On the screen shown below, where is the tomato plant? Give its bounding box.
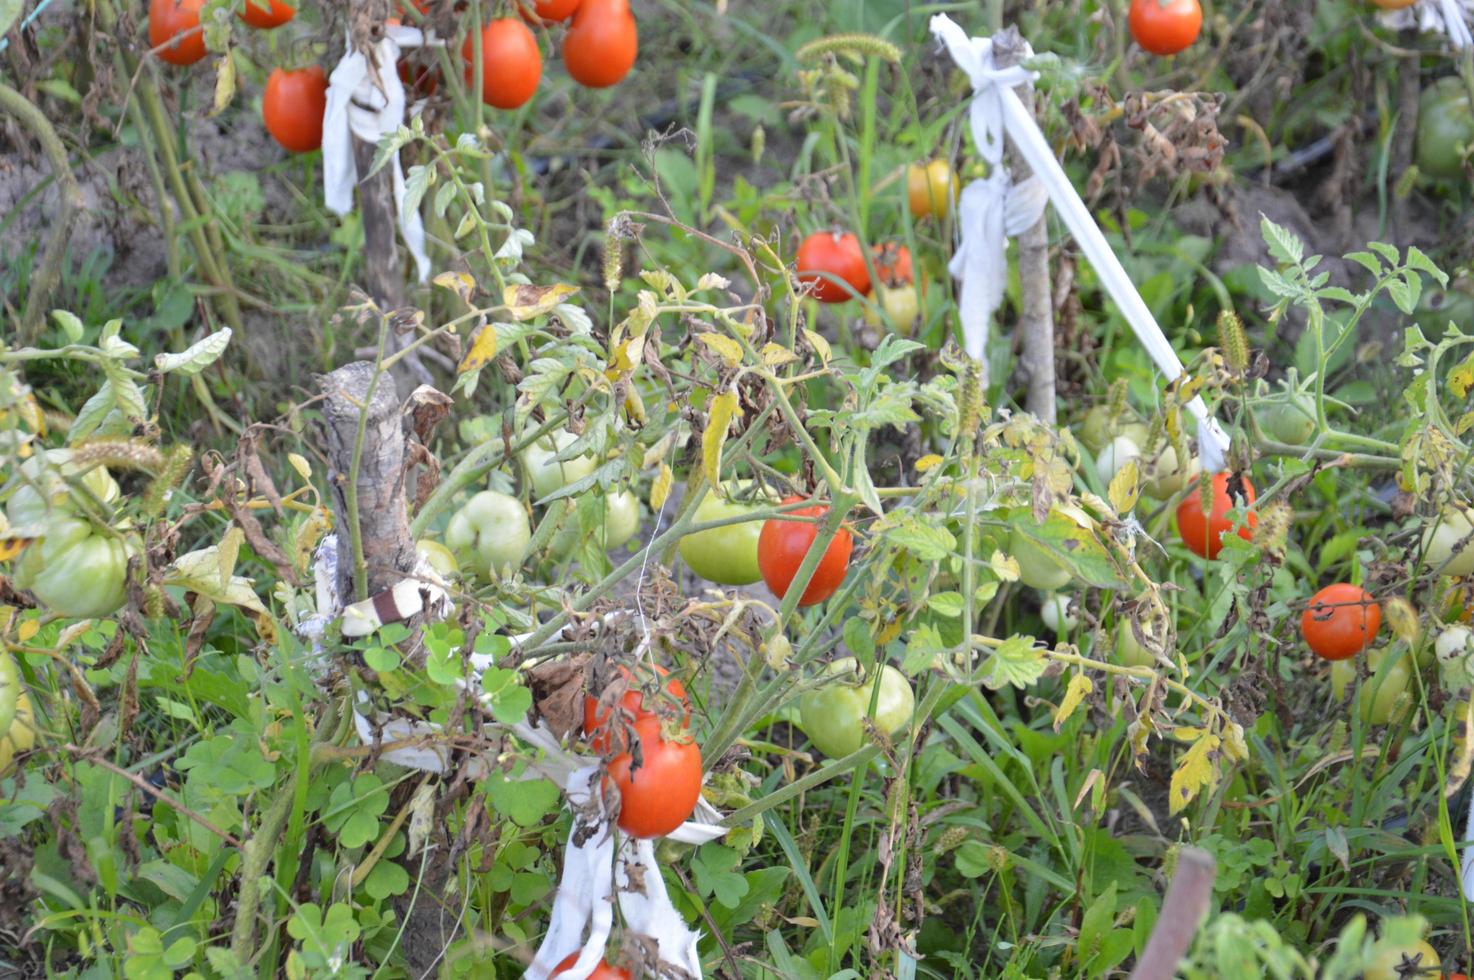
[444,491,532,581]
[906,159,955,220]
[563,0,639,88]
[553,952,631,979]
[1175,472,1257,559]
[757,497,853,606]
[1127,0,1202,56]
[678,488,765,585]
[606,718,702,839]
[798,659,914,758]
[796,231,869,303]
[1302,583,1381,661]
[149,0,207,65]
[263,67,328,154]
[583,663,689,754]
[239,0,295,29]
[463,19,542,109]
[523,430,596,501]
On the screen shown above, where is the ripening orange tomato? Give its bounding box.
[563,0,638,88]
[524,0,583,23]
[1302,583,1381,661]
[906,160,956,220]
[149,0,207,65]
[239,0,295,29]
[1175,472,1257,559]
[262,66,328,153]
[1128,0,1203,56]
[552,952,631,979]
[462,19,542,109]
[796,231,869,303]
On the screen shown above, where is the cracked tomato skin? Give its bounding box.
[583,664,690,754]
[149,0,207,65]
[1128,0,1202,56]
[239,0,295,28]
[606,718,702,839]
[758,497,853,607]
[1175,472,1257,559]
[263,67,328,153]
[796,232,869,303]
[1301,583,1381,661]
[553,952,631,979]
[563,0,638,88]
[463,18,542,109]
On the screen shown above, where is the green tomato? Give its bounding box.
[1116,619,1156,668]
[521,431,596,501]
[1256,393,1316,446]
[444,491,531,581]
[548,489,643,557]
[0,691,36,773]
[1078,406,1147,455]
[1364,937,1440,980]
[415,539,460,579]
[0,652,19,739]
[1423,505,1474,576]
[1094,435,1140,485]
[1142,444,1199,499]
[5,449,120,530]
[1416,76,1474,180]
[798,658,915,758]
[1008,525,1071,591]
[678,486,765,586]
[1039,592,1078,635]
[1331,649,1414,725]
[13,518,134,619]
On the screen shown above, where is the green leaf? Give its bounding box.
[485,773,559,827]
[877,511,957,561]
[156,329,232,376]
[842,617,876,666]
[978,635,1046,690]
[50,309,84,342]
[1260,216,1304,267]
[954,840,992,878]
[479,667,532,725]
[361,859,410,900]
[926,592,964,618]
[321,775,389,850]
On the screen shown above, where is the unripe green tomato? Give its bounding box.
[548,489,643,557]
[1095,436,1141,485]
[0,652,19,739]
[1331,649,1414,725]
[521,430,596,501]
[1008,525,1071,591]
[1040,592,1078,634]
[444,491,531,581]
[5,450,120,529]
[1116,620,1156,668]
[798,658,915,758]
[0,691,36,773]
[1256,393,1316,446]
[1416,76,1474,180]
[678,486,765,586]
[1078,407,1148,456]
[1364,938,1440,980]
[1423,505,1474,576]
[13,518,134,619]
[1143,444,1200,499]
[416,539,460,578]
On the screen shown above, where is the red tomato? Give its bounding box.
[1128,0,1202,56]
[872,242,913,288]
[1302,584,1381,661]
[758,497,854,607]
[553,952,631,979]
[149,0,207,66]
[1175,472,1257,559]
[563,0,638,88]
[462,19,542,109]
[583,664,690,755]
[525,0,583,23]
[239,0,295,28]
[398,58,439,98]
[262,66,328,154]
[796,232,870,304]
[606,719,702,839]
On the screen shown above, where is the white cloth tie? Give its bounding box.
[323,27,432,282]
[931,14,1230,472]
[1378,0,1474,48]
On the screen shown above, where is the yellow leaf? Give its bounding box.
[623,386,647,426]
[610,334,646,376]
[803,329,831,365]
[650,463,673,513]
[702,390,742,490]
[915,454,943,473]
[989,549,1020,583]
[433,271,476,305]
[19,393,44,435]
[503,283,579,321]
[1222,721,1249,763]
[210,49,236,117]
[17,618,40,643]
[761,343,798,368]
[1053,673,1093,731]
[287,453,312,481]
[459,325,498,374]
[57,621,93,651]
[697,333,744,367]
[0,538,26,562]
[1450,351,1474,399]
[1384,597,1420,644]
[217,527,244,590]
[1168,731,1220,815]
[1108,459,1140,514]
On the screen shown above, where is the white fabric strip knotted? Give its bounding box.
[930,14,1230,472]
[323,26,432,282]
[1378,0,1474,49]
